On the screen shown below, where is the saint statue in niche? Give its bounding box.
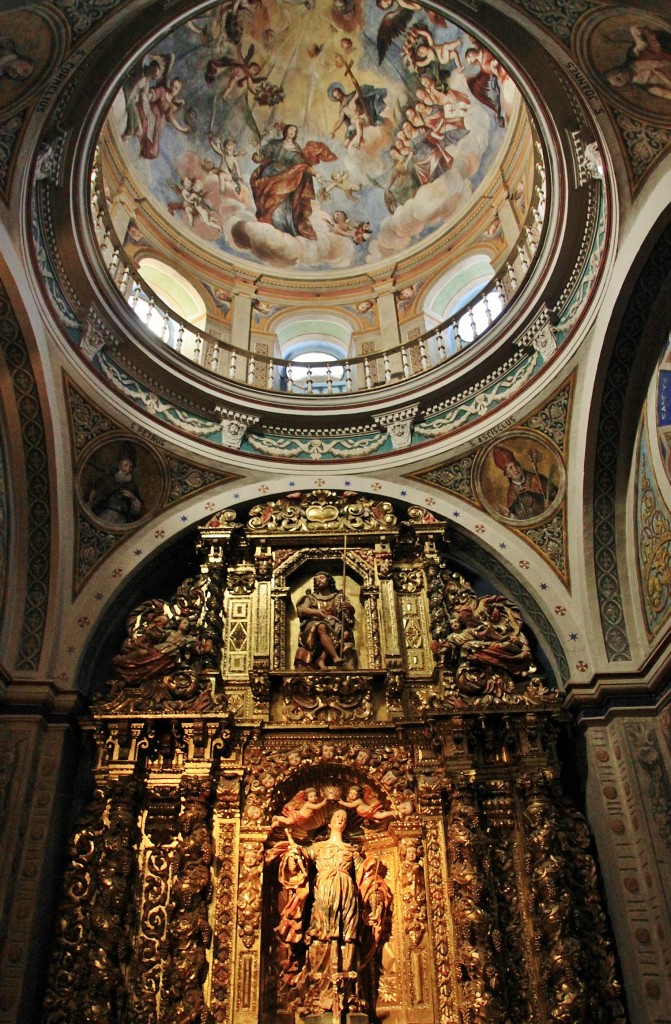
[266,807,391,1022]
[294,572,358,670]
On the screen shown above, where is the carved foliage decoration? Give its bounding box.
[398,835,427,949]
[423,817,455,1022]
[210,809,238,1024]
[520,773,626,1024]
[43,780,141,1023]
[161,781,214,1024]
[282,673,374,723]
[237,840,264,950]
[480,781,531,1023]
[447,786,507,1022]
[247,490,398,534]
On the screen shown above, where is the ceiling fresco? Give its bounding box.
[108,0,520,275]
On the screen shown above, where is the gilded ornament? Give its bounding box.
[41,492,623,1024]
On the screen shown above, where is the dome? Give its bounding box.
[84,0,563,433]
[100,0,531,280]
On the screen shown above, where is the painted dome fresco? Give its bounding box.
[104,0,523,275]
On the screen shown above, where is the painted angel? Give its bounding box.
[375,0,447,65]
[328,210,355,237]
[464,44,507,126]
[317,169,362,201]
[121,52,165,141]
[134,54,192,160]
[271,788,329,828]
[403,25,463,74]
[205,44,266,102]
[167,178,220,229]
[207,134,244,194]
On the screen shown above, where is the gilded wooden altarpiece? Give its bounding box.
[43,491,626,1024]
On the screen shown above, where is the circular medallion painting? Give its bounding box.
[76,435,169,533]
[580,8,671,124]
[473,431,565,527]
[107,0,520,274]
[0,8,66,119]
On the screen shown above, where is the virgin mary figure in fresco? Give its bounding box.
[250,123,337,239]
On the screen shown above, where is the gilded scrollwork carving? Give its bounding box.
[162,782,214,1024]
[130,789,180,1022]
[43,780,140,1024]
[176,568,225,670]
[447,785,506,1024]
[392,566,424,593]
[42,493,625,1024]
[210,814,237,1024]
[423,818,455,1023]
[398,835,428,948]
[237,840,264,949]
[480,781,532,1023]
[520,773,625,1024]
[282,673,373,722]
[247,489,397,534]
[227,563,256,595]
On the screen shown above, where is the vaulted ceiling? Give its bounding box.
[1,0,671,710]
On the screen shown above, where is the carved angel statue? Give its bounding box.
[431,574,538,698]
[266,809,391,1021]
[110,605,212,687]
[271,787,329,828]
[339,784,396,822]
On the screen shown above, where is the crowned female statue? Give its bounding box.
[266,808,391,1022]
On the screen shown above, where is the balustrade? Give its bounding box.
[90,157,545,398]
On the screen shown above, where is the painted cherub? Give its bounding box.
[329,209,355,237]
[339,784,396,822]
[317,169,362,201]
[271,788,328,828]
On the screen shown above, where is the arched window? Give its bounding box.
[129,258,207,349]
[276,313,352,393]
[424,255,503,353]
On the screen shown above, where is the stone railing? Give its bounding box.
[90,162,545,398]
